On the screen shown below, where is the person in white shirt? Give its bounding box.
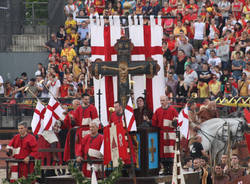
[208,50,222,74]
[0,75,4,97]
[64,0,79,19]
[47,74,61,98]
[193,16,206,50]
[184,65,198,96]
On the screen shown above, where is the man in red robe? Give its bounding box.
[63,99,80,161]
[152,96,178,175]
[6,121,38,182]
[76,120,103,178]
[65,94,98,161]
[109,101,136,164]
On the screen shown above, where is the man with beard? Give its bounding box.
[193,158,212,184]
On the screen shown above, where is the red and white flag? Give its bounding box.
[129,16,164,112]
[91,16,121,125]
[43,96,65,131]
[103,122,130,167]
[91,16,164,124]
[124,97,137,132]
[178,106,189,139]
[31,101,46,135]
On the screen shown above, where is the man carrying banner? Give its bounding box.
[152,95,178,175]
[76,120,103,178]
[6,121,38,182]
[107,101,136,165]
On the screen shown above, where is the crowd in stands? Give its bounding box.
[0,0,249,102]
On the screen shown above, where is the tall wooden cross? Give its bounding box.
[90,36,160,108]
[149,138,156,162]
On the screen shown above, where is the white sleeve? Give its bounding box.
[0,76,3,84]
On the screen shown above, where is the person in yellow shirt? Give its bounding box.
[238,72,250,96]
[173,20,187,37]
[65,13,77,34]
[61,43,76,62]
[197,80,209,98]
[208,75,221,99]
[70,28,78,47]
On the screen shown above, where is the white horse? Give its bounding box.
[197,114,247,162]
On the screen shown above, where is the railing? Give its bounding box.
[0,96,247,128]
[24,1,48,26]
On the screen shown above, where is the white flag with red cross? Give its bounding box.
[91,15,164,125]
[43,96,65,131]
[178,105,189,139]
[128,15,164,112]
[124,97,137,132]
[31,101,46,135]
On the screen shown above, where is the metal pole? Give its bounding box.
[32,2,35,25]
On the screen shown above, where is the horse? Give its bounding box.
[197,110,248,163]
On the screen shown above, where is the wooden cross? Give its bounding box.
[90,36,160,108]
[149,138,156,162]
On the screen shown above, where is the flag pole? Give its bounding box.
[97,74,102,122]
[122,108,137,184]
[24,87,42,104]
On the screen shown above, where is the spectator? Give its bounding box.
[197,79,209,99]
[178,36,194,57]
[57,25,66,46]
[208,74,221,99]
[79,39,91,60]
[232,51,244,81]
[182,157,193,173]
[21,72,29,85]
[190,136,208,159]
[176,50,187,75]
[243,61,250,78]
[217,38,230,70]
[44,33,62,53]
[231,44,244,61]
[190,56,202,72]
[196,48,208,64]
[218,0,231,23]
[199,63,212,83]
[206,42,216,59]
[60,78,69,98]
[224,81,238,98]
[61,43,77,63]
[78,21,89,42]
[238,72,250,97]
[173,20,187,37]
[207,50,221,74]
[94,0,105,15]
[165,72,178,97]
[25,78,39,98]
[65,13,77,35]
[184,64,198,97]
[64,0,78,19]
[193,16,206,50]
[47,74,61,98]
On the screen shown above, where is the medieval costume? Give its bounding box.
[109,112,136,164]
[226,167,246,182]
[64,104,98,161]
[75,133,103,178]
[152,105,178,174]
[7,134,38,182]
[197,107,218,123]
[214,174,230,184]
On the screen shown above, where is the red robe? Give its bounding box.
[152,106,178,158]
[37,132,62,166]
[64,105,98,161]
[75,134,103,178]
[109,112,136,164]
[7,134,38,182]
